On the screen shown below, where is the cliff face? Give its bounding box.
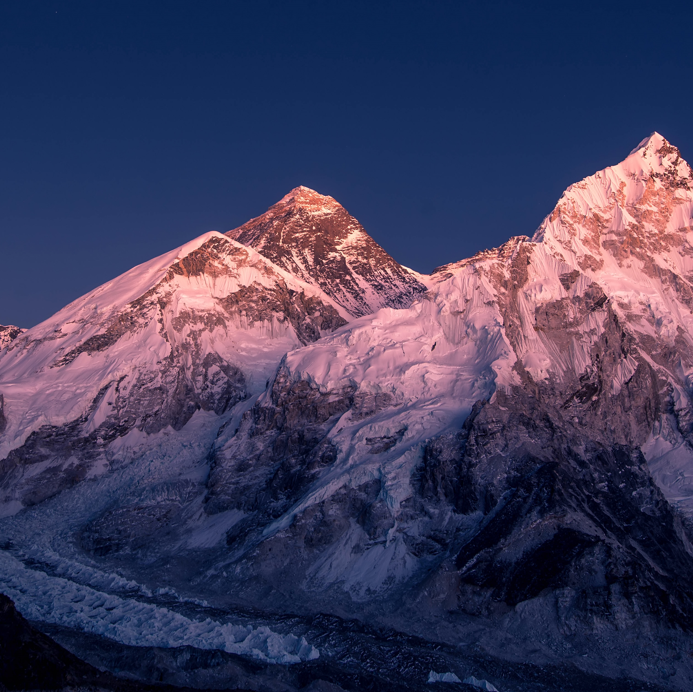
[0,325,24,351]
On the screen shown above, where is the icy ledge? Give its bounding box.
[0,550,318,664]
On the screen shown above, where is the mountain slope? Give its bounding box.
[528,132,693,514]
[0,231,346,510]
[227,186,427,317]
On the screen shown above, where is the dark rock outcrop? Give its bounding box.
[0,325,23,350]
[206,364,357,521]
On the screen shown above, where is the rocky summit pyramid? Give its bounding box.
[227,186,427,317]
[3,136,693,691]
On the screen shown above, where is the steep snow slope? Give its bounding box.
[227,186,427,317]
[0,231,346,510]
[528,132,693,512]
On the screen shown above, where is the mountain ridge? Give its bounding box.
[3,136,693,690]
[0,231,347,499]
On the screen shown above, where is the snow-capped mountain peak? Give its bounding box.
[227,187,427,316]
[630,130,689,165]
[0,230,347,470]
[273,185,342,215]
[620,131,692,190]
[533,132,693,272]
[6,136,693,690]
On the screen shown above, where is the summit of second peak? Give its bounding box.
[629,131,682,161]
[624,132,692,183]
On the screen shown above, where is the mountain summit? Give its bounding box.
[533,130,693,269]
[269,185,343,213]
[227,186,427,317]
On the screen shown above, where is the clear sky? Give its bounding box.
[3,0,693,327]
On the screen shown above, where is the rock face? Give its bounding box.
[227,186,427,317]
[4,135,693,691]
[0,325,24,350]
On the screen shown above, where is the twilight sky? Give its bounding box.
[2,0,693,327]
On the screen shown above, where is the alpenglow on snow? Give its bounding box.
[3,133,693,691]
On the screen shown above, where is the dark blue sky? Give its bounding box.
[3,0,693,327]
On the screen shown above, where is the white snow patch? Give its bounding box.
[463,676,500,691]
[643,415,693,517]
[428,670,462,683]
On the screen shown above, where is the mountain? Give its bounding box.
[203,134,693,686]
[530,132,693,515]
[227,186,428,317]
[0,325,24,350]
[2,138,693,691]
[0,231,346,509]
